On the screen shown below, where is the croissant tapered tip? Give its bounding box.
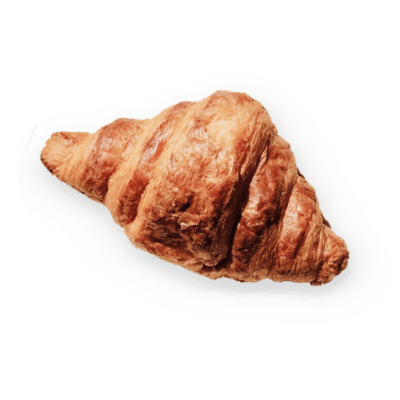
[310,226,349,286]
[41,131,89,174]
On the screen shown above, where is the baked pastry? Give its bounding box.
[41,90,349,285]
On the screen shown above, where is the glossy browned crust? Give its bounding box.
[41,90,349,285]
[113,102,193,225]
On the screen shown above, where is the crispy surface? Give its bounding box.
[41,90,349,285]
[106,102,193,226]
[126,91,275,269]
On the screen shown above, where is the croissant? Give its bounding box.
[41,90,349,285]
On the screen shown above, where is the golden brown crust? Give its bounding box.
[82,118,140,202]
[44,119,143,202]
[41,131,89,173]
[270,177,321,282]
[40,90,349,285]
[117,102,193,225]
[311,226,349,285]
[126,91,276,270]
[227,135,298,282]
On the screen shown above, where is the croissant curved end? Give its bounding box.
[41,131,89,173]
[311,226,349,286]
